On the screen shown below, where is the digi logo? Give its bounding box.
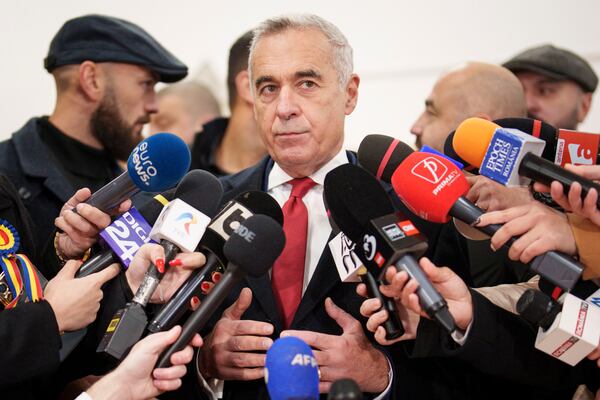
[411,157,448,184]
[176,213,198,234]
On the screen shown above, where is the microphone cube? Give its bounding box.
[149,198,211,253]
[535,293,600,366]
[480,128,546,186]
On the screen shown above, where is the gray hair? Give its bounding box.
[248,14,354,89]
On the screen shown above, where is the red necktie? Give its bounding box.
[271,177,317,328]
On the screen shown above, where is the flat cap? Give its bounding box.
[503,44,597,93]
[44,14,187,83]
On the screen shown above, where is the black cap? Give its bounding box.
[44,14,188,83]
[503,44,598,93]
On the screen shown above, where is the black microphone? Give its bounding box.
[147,191,283,333]
[96,170,223,360]
[324,195,405,340]
[76,193,173,278]
[155,214,285,368]
[358,134,584,291]
[84,133,190,212]
[519,152,600,208]
[324,164,456,334]
[328,378,363,400]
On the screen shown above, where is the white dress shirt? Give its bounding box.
[266,148,350,292]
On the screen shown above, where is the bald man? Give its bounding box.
[149,81,221,145]
[411,62,526,151]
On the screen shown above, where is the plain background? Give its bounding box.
[1,0,599,150]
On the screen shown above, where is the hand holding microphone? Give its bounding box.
[534,164,600,227]
[476,202,577,264]
[55,188,132,260]
[379,258,474,333]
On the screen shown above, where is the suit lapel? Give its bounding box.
[220,158,284,330]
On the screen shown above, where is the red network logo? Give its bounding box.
[411,157,448,184]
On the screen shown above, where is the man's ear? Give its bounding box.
[344,74,360,115]
[577,92,593,123]
[78,61,104,102]
[235,70,254,106]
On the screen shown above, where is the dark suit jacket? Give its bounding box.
[189,156,474,400]
[406,290,599,398]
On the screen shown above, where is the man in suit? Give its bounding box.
[196,14,392,399]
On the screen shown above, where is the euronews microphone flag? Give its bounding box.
[86,132,190,212]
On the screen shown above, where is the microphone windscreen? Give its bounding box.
[324,164,394,244]
[443,130,474,169]
[390,152,469,223]
[265,336,319,400]
[358,134,414,182]
[236,191,284,225]
[328,378,363,400]
[126,133,191,192]
[138,192,175,225]
[223,214,285,277]
[453,118,499,167]
[174,170,223,217]
[494,117,557,162]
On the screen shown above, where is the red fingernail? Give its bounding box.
[155,258,165,273]
[191,296,200,305]
[169,259,183,267]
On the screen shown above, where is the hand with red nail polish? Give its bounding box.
[169,259,183,268]
[126,243,206,304]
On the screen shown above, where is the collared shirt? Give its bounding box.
[38,117,121,192]
[266,148,349,292]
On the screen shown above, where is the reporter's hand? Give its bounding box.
[44,260,120,332]
[466,175,533,211]
[86,325,202,400]
[55,188,131,259]
[587,343,600,369]
[199,288,274,381]
[477,202,577,263]
[356,275,419,345]
[125,243,206,304]
[533,164,600,227]
[384,258,473,331]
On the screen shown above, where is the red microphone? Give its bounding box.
[390,152,470,223]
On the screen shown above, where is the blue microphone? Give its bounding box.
[85,132,190,212]
[265,336,319,400]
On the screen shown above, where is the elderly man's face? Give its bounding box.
[251,28,358,177]
[516,71,590,130]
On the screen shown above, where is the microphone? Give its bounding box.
[155,214,285,368]
[76,193,173,278]
[357,134,584,291]
[85,133,190,212]
[517,288,600,366]
[454,118,600,207]
[554,128,600,166]
[265,336,320,400]
[493,117,558,162]
[324,163,456,334]
[325,196,406,340]
[519,152,600,209]
[453,117,547,186]
[146,191,283,333]
[96,170,223,360]
[328,379,363,400]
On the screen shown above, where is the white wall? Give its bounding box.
[1,0,599,151]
